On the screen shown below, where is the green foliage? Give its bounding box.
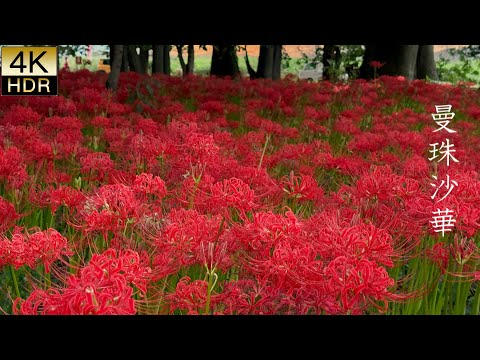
[295,45,365,81]
[58,45,89,57]
[437,46,480,84]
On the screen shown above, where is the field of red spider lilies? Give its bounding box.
[1,69,480,315]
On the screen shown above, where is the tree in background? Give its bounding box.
[359,45,438,80]
[245,45,283,80]
[210,45,240,78]
[106,45,124,91]
[176,45,195,76]
[152,45,171,75]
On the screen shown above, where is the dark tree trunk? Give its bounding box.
[176,45,187,75]
[187,45,194,74]
[163,46,171,75]
[152,45,164,74]
[176,45,194,76]
[121,46,129,72]
[271,45,282,80]
[359,44,376,79]
[152,45,170,75]
[359,45,420,80]
[127,46,143,73]
[109,44,115,65]
[416,45,438,80]
[106,45,124,91]
[248,45,281,80]
[383,45,419,80]
[257,45,274,79]
[210,45,240,78]
[140,47,149,74]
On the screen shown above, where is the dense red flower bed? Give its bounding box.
[1,70,480,315]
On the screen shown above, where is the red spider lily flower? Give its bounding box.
[166,276,210,314]
[323,256,394,314]
[427,242,449,270]
[208,178,257,220]
[153,209,231,272]
[3,230,28,270]
[449,234,477,265]
[234,210,301,255]
[29,185,85,213]
[281,171,324,203]
[337,223,394,267]
[16,249,151,315]
[25,229,72,273]
[80,152,115,182]
[0,105,41,126]
[133,173,167,199]
[0,146,28,190]
[369,61,385,69]
[0,196,19,233]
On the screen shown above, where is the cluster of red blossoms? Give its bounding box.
[0,69,479,315]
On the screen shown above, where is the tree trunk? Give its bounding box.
[176,45,187,75]
[121,46,129,72]
[187,45,194,74]
[127,46,143,73]
[360,45,420,80]
[109,44,115,66]
[210,45,240,78]
[384,45,419,80]
[163,46,171,75]
[271,45,282,80]
[152,45,164,74]
[359,44,376,79]
[106,45,124,91]
[416,45,438,80]
[140,47,149,74]
[257,45,273,79]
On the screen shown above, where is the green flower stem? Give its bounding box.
[9,265,21,300]
[258,133,271,170]
[204,270,215,315]
[472,283,480,315]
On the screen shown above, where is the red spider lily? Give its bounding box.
[427,242,449,270]
[133,173,167,200]
[29,185,85,213]
[0,146,28,190]
[449,234,477,265]
[281,171,323,203]
[369,61,385,69]
[79,184,142,237]
[336,223,394,267]
[153,209,227,271]
[80,152,115,182]
[25,229,72,273]
[0,196,19,233]
[208,178,257,220]
[0,105,41,126]
[234,210,301,255]
[0,228,71,272]
[166,276,210,314]
[15,249,151,315]
[0,231,27,269]
[323,256,394,314]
